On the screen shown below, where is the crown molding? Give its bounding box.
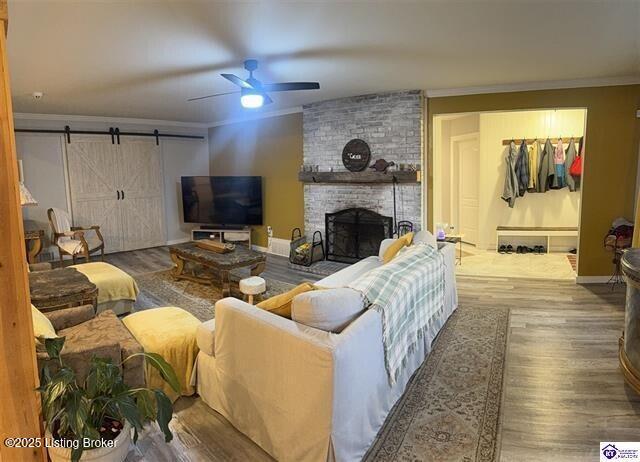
[425,76,640,98]
[207,106,302,128]
[13,112,209,129]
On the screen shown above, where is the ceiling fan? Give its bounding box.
[188,59,320,108]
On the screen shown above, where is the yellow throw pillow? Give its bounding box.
[257,282,316,318]
[31,304,56,346]
[400,232,414,247]
[382,238,407,264]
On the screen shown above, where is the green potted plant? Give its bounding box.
[37,337,180,462]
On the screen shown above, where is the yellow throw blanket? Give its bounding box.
[71,262,139,304]
[123,307,200,402]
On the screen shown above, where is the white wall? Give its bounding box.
[477,109,586,250]
[15,115,209,256]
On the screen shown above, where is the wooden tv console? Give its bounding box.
[191,227,251,247]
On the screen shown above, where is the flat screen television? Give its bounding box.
[181,176,263,226]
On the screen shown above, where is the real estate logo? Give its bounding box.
[600,442,640,461]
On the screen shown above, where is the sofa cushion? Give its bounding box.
[257,282,315,318]
[400,231,414,246]
[196,319,216,357]
[413,230,437,248]
[382,238,406,264]
[316,256,382,288]
[31,304,56,350]
[291,288,365,333]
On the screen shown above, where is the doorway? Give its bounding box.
[432,108,587,280]
[452,134,479,245]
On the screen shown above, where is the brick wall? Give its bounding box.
[302,90,423,236]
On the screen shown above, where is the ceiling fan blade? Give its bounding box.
[187,90,239,102]
[221,73,255,89]
[261,82,320,92]
[262,93,273,105]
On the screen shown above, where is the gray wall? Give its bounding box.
[302,90,423,236]
[15,117,209,257]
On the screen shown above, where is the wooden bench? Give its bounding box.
[496,226,578,253]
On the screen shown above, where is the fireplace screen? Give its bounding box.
[325,208,393,263]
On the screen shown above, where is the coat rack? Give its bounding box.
[501,136,582,146]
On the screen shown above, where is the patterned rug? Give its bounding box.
[133,269,295,321]
[364,305,509,462]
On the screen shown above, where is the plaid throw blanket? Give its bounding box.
[349,244,445,384]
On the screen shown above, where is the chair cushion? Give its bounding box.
[58,310,144,387]
[123,307,201,402]
[291,288,365,333]
[71,262,139,304]
[31,304,56,350]
[196,319,216,357]
[256,282,315,318]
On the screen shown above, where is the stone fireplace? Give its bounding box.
[302,90,423,250]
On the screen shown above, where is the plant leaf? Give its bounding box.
[66,390,90,439]
[70,445,83,462]
[127,352,180,393]
[113,392,143,432]
[44,336,66,360]
[154,390,174,443]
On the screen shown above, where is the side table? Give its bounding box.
[439,234,464,265]
[29,267,98,312]
[24,229,44,264]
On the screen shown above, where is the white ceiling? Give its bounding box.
[7,0,640,124]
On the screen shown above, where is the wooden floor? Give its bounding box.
[107,247,640,461]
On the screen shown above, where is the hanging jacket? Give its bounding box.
[552,139,565,188]
[514,140,529,196]
[537,139,555,192]
[501,141,519,208]
[564,138,579,191]
[527,140,540,192]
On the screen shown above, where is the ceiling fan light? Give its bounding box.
[240,91,264,109]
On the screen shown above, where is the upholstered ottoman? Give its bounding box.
[123,307,201,402]
[71,262,139,315]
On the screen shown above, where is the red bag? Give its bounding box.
[569,154,582,176]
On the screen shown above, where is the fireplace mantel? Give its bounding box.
[298,171,420,184]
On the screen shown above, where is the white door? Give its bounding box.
[117,138,166,251]
[65,136,124,253]
[456,138,479,245]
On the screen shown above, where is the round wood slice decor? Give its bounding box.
[342,139,371,172]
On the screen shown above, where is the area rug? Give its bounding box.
[133,269,295,321]
[364,305,509,462]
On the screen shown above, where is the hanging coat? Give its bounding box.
[537,139,555,192]
[501,141,519,208]
[514,140,529,196]
[564,138,579,191]
[552,139,566,189]
[527,140,540,192]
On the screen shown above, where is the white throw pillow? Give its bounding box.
[378,238,398,260]
[413,230,438,249]
[196,319,216,357]
[291,288,365,333]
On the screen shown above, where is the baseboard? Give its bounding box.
[166,237,190,245]
[575,275,615,284]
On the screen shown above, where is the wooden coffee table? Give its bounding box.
[29,267,98,312]
[169,242,267,297]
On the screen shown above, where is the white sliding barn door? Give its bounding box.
[65,136,123,252]
[118,138,166,251]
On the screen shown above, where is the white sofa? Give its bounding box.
[195,240,458,462]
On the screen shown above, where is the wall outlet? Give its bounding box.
[267,226,273,237]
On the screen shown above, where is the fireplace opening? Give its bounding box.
[325,208,393,263]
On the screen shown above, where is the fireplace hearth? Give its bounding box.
[325,208,393,263]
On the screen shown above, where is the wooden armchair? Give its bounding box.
[47,207,104,264]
